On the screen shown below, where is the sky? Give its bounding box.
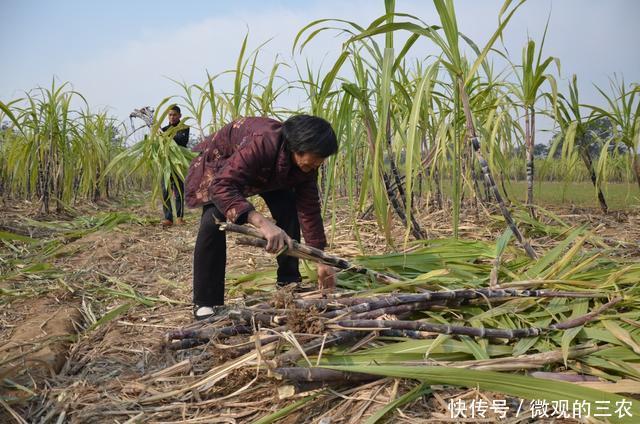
[1,0,639,141]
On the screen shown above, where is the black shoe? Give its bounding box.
[193,305,229,321]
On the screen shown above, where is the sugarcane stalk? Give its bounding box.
[331,297,621,340]
[323,298,444,319]
[345,301,446,321]
[166,338,209,350]
[361,148,438,219]
[525,106,536,218]
[377,329,434,339]
[168,334,283,352]
[295,288,602,310]
[228,308,288,327]
[274,367,379,383]
[579,147,608,214]
[331,319,536,339]
[221,222,400,284]
[552,297,622,329]
[361,116,422,240]
[458,79,537,259]
[165,324,253,343]
[386,113,426,240]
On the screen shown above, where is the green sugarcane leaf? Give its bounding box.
[252,392,324,424]
[561,298,589,365]
[324,365,640,423]
[86,303,132,332]
[460,336,490,360]
[0,230,36,243]
[365,382,431,424]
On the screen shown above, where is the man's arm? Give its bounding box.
[210,133,294,254]
[209,134,273,225]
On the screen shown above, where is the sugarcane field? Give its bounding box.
[1,1,640,423]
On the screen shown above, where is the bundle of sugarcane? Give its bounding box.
[164,289,622,400]
[165,289,618,345]
[166,224,619,359]
[160,226,640,419]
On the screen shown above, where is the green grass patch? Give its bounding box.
[439,180,639,211]
[508,181,639,210]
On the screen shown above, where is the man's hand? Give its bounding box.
[248,211,292,253]
[317,263,336,291]
[261,220,292,253]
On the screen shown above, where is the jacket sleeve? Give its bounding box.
[209,134,273,224]
[294,172,327,250]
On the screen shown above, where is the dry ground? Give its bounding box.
[1,195,638,423]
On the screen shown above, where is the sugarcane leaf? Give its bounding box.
[525,227,584,277]
[580,356,640,381]
[253,392,324,424]
[365,382,431,424]
[495,228,513,257]
[465,0,527,85]
[460,336,490,360]
[424,334,451,359]
[369,269,448,293]
[0,230,36,243]
[86,303,132,332]
[324,365,640,423]
[582,327,627,346]
[603,321,640,355]
[594,346,640,362]
[561,298,589,366]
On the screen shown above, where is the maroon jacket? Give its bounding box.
[185,117,327,250]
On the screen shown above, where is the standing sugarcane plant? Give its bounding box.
[0,80,126,213]
[340,59,426,240]
[459,83,537,259]
[510,29,559,217]
[551,75,609,213]
[294,1,433,242]
[337,0,535,257]
[429,0,536,258]
[589,76,640,191]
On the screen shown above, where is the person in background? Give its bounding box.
[161,105,190,226]
[185,115,338,320]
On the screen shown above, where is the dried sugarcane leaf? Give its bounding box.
[525,227,584,278]
[575,379,640,394]
[603,321,640,355]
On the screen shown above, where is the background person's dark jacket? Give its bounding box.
[162,123,190,147]
[185,117,327,250]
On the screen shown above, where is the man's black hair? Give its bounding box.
[282,114,338,158]
[170,105,181,114]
